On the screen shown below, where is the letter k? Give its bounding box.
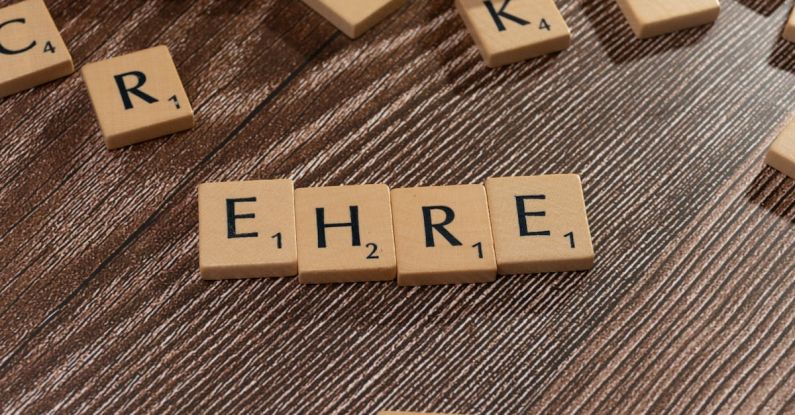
[484,0,530,32]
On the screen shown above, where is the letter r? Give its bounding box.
[114,71,159,110]
[422,206,463,247]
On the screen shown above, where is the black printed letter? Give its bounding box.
[483,0,529,32]
[113,71,159,110]
[0,19,36,55]
[226,197,258,239]
[515,195,551,237]
[316,206,361,248]
[422,206,463,247]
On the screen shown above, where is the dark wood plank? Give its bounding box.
[0,0,794,413]
[0,0,336,343]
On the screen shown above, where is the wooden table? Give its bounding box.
[1,0,794,413]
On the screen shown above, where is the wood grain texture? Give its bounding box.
[0,0,793,413]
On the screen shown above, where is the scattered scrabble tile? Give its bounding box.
[766,118,795,180]
[615,0,720,39]
[81,45,194,149]
[301,0,405,39]
[198,179,298,280]
[294,184,397,284]
[783,5,795,43]
[455,0,570,67]
[0,0,74,98]
[485,174,594,274]
[391,185,497,286]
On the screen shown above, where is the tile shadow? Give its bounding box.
[580,0,713,64]
[734,0,787,17]
[744,166,795,221]
[768,36,795,72]
[260,1,342,62]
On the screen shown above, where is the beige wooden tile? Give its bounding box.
[455,0,570,67]
[615,0,720,39]
[485,174,594,274]
[783,5,795,43]
[295,184,396,284]
[0,0,73,98]
[766,117,795,180]
[198,179,298,280]
[302,0,405,38]
[391,185,497,286]
[81,45,194,149]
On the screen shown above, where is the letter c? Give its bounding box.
[0,18,36,55]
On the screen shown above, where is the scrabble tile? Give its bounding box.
[485,174,594,274]
[615,0,720,39]
[295,184,397,284]
[391,185,497,286]
[81,46,194,149]
[766,118,795,180]
[302,0,405,39]
[0,0,73,98]
[455,0,571,67]
[783,5,795,43]
[198,179,298,280]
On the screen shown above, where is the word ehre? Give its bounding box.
[198,175,595,286]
